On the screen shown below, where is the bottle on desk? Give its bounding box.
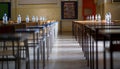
[105,12,111,24]
[3,13,8,24]
[95,14,98,21]
[97,14,101,22]
[95,14,101,22]
[86,16,89,20]
[89,15,92,20]
[108,12,111,23]
[17,14,21,24]
[35,16,38,22]
[92,15,94,21]
[40,16,43,21]
[26,15,29,23]
[32,16,35,22]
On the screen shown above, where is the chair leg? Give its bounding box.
[1,61,3,69]
[25,39,30,69]
[40,40,43,60]
[2,56,4,69]
[43,40,46,69]
[26,49,30,69]
[15,59,18,69]
[110,51,113,69]
[46,37,50,61]
[37,48,40,69]
[7,56,9,69]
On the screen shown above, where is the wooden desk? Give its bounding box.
[15,28,40,69]
[72,20,120,69]
[99,29,120,69]
[26,26,46,69]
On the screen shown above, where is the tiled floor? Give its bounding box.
[45,32,88,69]
[45,32,120,69]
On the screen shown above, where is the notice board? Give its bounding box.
[61,1,78,19]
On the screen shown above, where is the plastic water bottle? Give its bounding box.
[95,14,98,21]
[105,13,109,23]
[92,15,94,21]
[108,12,111,23]
[26,15,29,23]
[86,16,89,20]
[17,14,21,24]
[40,16,43,21]
[35,16,38,22]
[43,16,47,21]
[105,12,112,24]
[89,15,92,20]
[32,16,35,22]
[3,13,8,24]
[97,14,101,22]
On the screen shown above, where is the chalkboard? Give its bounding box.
[0,2,11,20]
